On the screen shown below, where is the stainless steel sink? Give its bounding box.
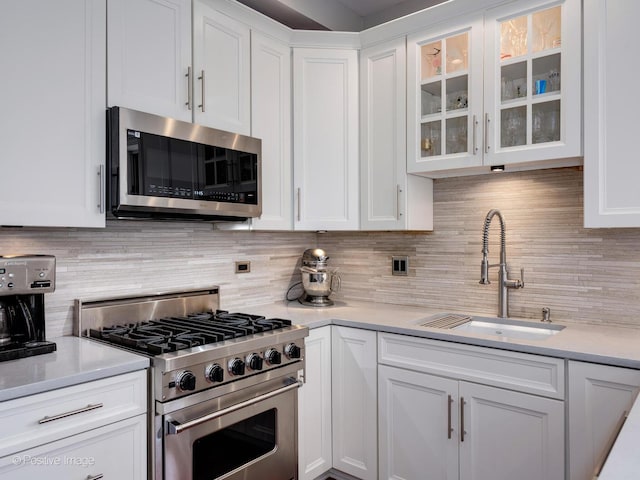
[417,313,565,341]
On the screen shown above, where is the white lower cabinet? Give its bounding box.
[568,360,640,480]
[378,333,564,480]
[298,326,377,480]
[0,370,147,479]
[0,414,146,479]
[379,365,459,480]
[331,326,377,480]
[298,326,333,480]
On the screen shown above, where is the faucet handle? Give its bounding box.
[519,267,525,288]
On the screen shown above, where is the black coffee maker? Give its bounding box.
[0,255,57,362]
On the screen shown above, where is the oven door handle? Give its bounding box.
[166,378,303,435]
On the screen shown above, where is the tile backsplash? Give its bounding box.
[2,166,640,336]
[321,167,640,328]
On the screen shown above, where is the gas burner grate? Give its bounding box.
[88,311,293,355]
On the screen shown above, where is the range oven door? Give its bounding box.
[163,377,301,480]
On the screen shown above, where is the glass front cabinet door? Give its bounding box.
[408,0,581,176]
[483,0,581,167]
[407,17,484,174]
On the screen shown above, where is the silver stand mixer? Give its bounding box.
[297,249,341,307]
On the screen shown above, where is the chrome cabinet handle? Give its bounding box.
[472,115,478,154]
[198,70,205,112]
[167,379,302,435]
[98,165,105,214]
[484,114,490,154]
[185,66,192,110]
[447,394,453,439]
[86,475,104,480]
[297,188,301,222]
[396,184,403,219]
[460,397,466,442]
[39,403,104,424]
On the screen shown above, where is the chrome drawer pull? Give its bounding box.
[86,475,104,480]
[167,379,302,435]
[38,403,104,424]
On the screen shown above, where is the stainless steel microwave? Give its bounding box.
[107,107,261,221]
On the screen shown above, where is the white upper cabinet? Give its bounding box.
[250,32,292,230]
[107,0,192,121]
[361,37,433,230]
[293,48,359,231]
[407,0,582,177]
[0,0,106,228]
[193,0,251,135]
[107,0,251,135]
[583,0,640,227]
[483,0,582,167]
[407,16,485,174]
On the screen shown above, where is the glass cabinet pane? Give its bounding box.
[532,6,561,53]
[500,106,526,147]
[533,53,561,95]
[500,15,527,60]
[532,100,560,144]
[501,61,527,102]
[446,33,468,74]
[421,121,441,157]
[446,75,468,112]
[421,40,442,79]
[421,81,442,116]
[446,117,468,154]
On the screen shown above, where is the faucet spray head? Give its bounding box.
[480,257,490,284]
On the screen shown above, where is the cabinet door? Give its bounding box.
[293,48,359,231]
[459,381,564,480]
[193,0,251,135]
[568,361,640,480]
[331,326,377,480]
[378,365,459,480]
[360,37,433,231]
[250,32,292,230]
[483,0,582,166]
[407,15,484,174]
[298,327,332,480]
[107,0,192,121]
[583,0,640,227]
[0,0,105,227]
[0,414,146,479]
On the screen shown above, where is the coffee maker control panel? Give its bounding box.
[0,255,56,295]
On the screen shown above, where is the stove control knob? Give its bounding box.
[205,364,224,383]
[247,353,263,371]
[229,358,245,376]
[265,348,282,365]
[284,343,301,359]
[177,371,197,391]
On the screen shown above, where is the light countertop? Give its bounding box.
[241,300,640,368]
[0,336,149,402]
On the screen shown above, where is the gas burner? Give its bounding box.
[87,310,293,355]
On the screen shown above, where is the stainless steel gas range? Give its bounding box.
[75,287,308,480]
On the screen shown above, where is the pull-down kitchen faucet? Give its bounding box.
[480,209,524,318]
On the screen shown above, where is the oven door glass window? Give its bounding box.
[192,408,276,479]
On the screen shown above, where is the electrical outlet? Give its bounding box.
[235,261,251,274]
[392,256,409,276]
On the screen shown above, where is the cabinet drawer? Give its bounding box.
[0,370,147,457]
[378,333,564,399]
[0,414,146,479]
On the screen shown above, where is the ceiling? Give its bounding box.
[236,0,447,31]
